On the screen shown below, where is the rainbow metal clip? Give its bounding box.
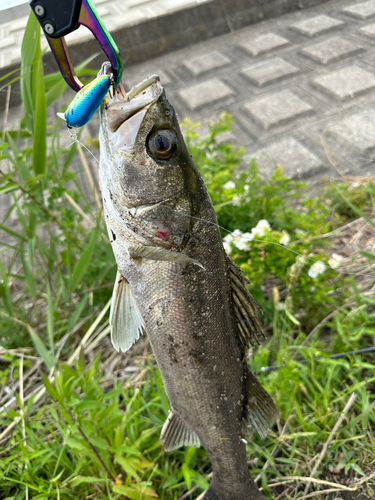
[30,0,123,127]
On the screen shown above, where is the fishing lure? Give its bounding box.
[60,74,113,128]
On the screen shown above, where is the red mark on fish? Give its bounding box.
[156,228,169,240]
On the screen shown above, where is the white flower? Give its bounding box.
[223,180,235,190]
[308,261,326,278]
[223,241,232,254]
[223,230,242,252]
[277,302,285,311]
[251,219,271,237]
[223,232,234,243]
[279,232,290,246]
[352,182,360,188]
[235,232,252,251]
[244,184,250,192]
[328,253,343,269]
[231,195,241,206]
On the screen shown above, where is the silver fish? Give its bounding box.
[98,72,278,500]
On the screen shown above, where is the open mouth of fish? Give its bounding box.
[105,74,163,142]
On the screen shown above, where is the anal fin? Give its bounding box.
[161,411,201,451]
[109,270,145,353]
[244,365,279,440]
[129,245,204,269]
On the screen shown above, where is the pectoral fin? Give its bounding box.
[161,411,201,451]
[129,246,204,269]
[109,270,145,353]
[228,258,264,349]
[244,366,279,440]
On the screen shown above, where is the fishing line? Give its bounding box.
[175,211,375,278]
[257,346,375,373]
[67,127,100,164]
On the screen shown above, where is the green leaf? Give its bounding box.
[71,225,100,292]
[20,243,36,300]
[28,325,55,370]
[182,463,192,490]
[20,12,40,131]
[115,455,140,480]
[46,284,55,357]
[70,476,107,487]
[32,34,46,175]
[112,486,140,499]
[360,250,375,262]
[0,260,14,315]
[0,181,18,195]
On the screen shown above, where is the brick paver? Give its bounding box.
[2,0,375,184]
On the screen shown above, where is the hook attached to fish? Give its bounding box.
[29,0,123,128]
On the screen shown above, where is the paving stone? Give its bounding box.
[290,15,344,37]
[244,90,314,129]
[184,51,231,76]
[301,36,364,64]
[314,65,375,100]
[241,57,299,86]
[237,33,290,57]
[343,1,375,20]
[178,78,234,111]
[321,106,375,174]
[252,137,323,178]
[358,22,375,37]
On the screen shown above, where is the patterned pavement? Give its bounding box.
[2,0,375,184]
[118,0,375,182]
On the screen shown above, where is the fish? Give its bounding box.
[98,69,279,500]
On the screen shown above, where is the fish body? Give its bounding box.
[98,72,278,500]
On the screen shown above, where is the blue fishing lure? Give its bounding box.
[64,74,112,128]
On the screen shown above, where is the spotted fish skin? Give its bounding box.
[65,74,112,128]
[98,74,278,500]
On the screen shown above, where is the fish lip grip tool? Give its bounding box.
[29,0,123,126]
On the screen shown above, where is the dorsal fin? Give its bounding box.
[129,246,204,269]
[228,258,264,349]
[243,365,279,440]
[161,411,201,451]
[109,270,145,353]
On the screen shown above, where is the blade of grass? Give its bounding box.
[71,224,100,292]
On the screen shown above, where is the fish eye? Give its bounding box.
[148,129,177,160]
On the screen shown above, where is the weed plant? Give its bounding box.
[0,12,374,500]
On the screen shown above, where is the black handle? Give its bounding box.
[29,0,82,38]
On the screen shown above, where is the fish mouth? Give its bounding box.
[105,74,163,134]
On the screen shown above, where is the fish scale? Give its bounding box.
[98,71,278,499]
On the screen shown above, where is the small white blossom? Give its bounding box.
[231,195,241,206]
[251,219,271,237]
[328,253,343,269]
[352,182,360,188]
[223,232,234,243]
[223,180,235,190]
[244,184,250,192]
[223,241,232,254]
[235,234,252,251]
[308,261,326,278]
[279,232,290,246]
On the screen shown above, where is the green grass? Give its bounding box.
[0,12,375,500]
